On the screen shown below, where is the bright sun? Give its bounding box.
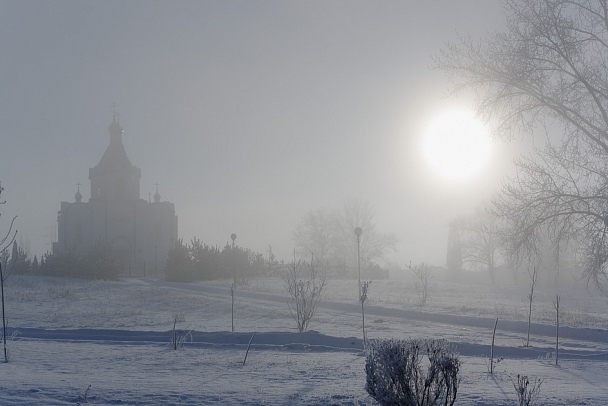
[423,109,492,182]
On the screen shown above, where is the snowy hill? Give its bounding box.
[1,275,607,405]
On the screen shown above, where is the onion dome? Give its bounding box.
[154,184,161,203]
[75,183,82,202]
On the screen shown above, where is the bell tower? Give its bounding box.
[89,108,141,201]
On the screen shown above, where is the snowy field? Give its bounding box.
[1,273,607,405]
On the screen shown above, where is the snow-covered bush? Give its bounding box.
[365,338,460,406]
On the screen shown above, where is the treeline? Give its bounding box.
[164,238,280,283]
[1,240,122,280]
[0,241,29,275]
[2,237,279,283]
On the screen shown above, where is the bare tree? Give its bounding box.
[282,255,327,332]
[293,198,398,269]
[293,208,334,264]
[332,198,398,266]
[446,220,463,281]
[435,0,608,295]
[525,266,538,347]
[554,294,561,365]
[459,207,502,285]
[0,184,17,363]
[489,318,500,374]
[409,262,432,306]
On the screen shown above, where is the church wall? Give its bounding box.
[58,198,177,276]
[134,200,178,276]
[57,201,94,256]
[90,167,141,202]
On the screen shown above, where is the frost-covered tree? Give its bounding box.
[293,198,398,268]
[332,198,398,266]
[282,256,326,332]
[459,207,502,284]
[293,208,334,264]
[436,0,608,295]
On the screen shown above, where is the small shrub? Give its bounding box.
[76,384,91,405]
[409,262,432,306]
[170,313,192,350]
[365,338,459,406]
[282,258,326,332]
[512,374,543,406]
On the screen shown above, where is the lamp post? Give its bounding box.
[231,233,236,333]
[355,227,362,300]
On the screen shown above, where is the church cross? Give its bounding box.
[111,102,119,121]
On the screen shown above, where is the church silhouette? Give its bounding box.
[54,113,178,276]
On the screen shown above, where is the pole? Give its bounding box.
[1,262,7,362]
[231,233,236,333]
[355,227,362,301]
[357,236,361,299]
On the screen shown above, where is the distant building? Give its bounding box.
[54,114,178,275]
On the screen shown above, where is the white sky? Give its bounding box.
[0,0,520,266]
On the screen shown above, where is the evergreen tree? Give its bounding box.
[31,255,39,274]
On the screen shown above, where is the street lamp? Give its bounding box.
[231,234,237,283]
[355,227,362,300]
[230,233,236,332]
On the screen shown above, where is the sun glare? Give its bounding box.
[423,110,492,182]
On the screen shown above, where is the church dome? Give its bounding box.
[89,111,141,202]
[108,116,123,138]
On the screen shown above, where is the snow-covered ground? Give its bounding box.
[1,273,607,405]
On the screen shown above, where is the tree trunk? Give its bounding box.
[488,264,496,285]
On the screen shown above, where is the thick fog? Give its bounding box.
[0,1,517,265]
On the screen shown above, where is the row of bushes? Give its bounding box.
[163,238,280,283]
[24,241,121,280]
[2,237,279,282]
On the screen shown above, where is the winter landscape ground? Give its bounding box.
[1,272,607,405]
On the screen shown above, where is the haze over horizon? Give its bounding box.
[0,1,520,267]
